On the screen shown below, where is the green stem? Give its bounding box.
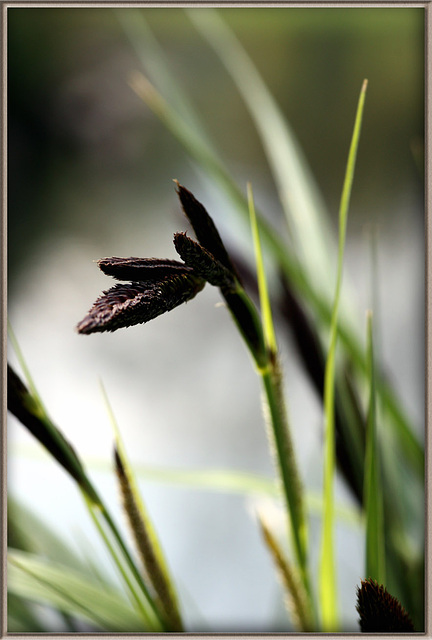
[223,285,315,623]
[260,358,314,622]
[82,492,162,631]
[96,498,164,630]
[222,286,267,370]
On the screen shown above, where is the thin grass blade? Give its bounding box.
[246,183,312,607]
[364,312,386,584]
[10,444,363,527]
[187,9,335,297]
[319,79,368,631]
[8,497,101,579]
[248,182,277,355]
[8,322,47,413]
[101,384,183,631]
[8,593,48,633]
[8,549,146,632]
[116,9,215,151]
[258,515,313,631]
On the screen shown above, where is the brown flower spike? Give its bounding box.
[77,263,205,334]
[356,578,414,632]
[76,184,238,335]
[77,183,267,371]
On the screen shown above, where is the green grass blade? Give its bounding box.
[8,549,147,632]
[116,9,215,152]
[245,184,313,611]
[8,322,47,413]
[10,443,364,528]
[81,493,163,631]
[364,312,386,585]
[8,593,48,633]
[100,383,183,631]
[260,362,314,616]
[248,182,277,355]
[187,9,335,294]
[319,79,368,631]
[7,497,101,579]
[258,515,313,631]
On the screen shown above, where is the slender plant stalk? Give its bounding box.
[83,489,164,630]
[260,363,309,588]
[319,79,368,631]
[81,492,163,631]
[258,515,313,631]
[364,312,386,585]
[101,383,183,630]
[247,185,314,622]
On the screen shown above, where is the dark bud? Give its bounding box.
[98,256,195,282]
[76,272,205,334]
[173,232,236,291]
[174,181,240,281]
[356,578,415,632]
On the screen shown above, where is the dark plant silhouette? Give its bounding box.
[356,578,414,632]
[77,182,267,366]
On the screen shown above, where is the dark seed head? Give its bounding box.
[173,232,236,291]
[174,181,240,281]
[97,257,194,282]
[76,272,205,334]
[356,578,414,632]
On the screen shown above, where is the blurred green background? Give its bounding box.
[7,7,424,632]
[8,8,424,275]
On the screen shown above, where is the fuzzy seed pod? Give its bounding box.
[77,272,205,334]
[356,578,414,632]
[173,232,236,291]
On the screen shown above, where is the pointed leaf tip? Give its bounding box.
[174,184,239,279]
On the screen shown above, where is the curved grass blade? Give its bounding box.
[245,185,313,619]
[9,444,364,528]
[8,549,146,632]
[248,182,277,354]
[116,8,215,152]
[319,79,368,631]
[364,312,385,585]
[101,384,183,631]
[258,515,313,631]
[187,9,335,296]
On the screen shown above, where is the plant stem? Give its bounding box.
[220,272,314,622]
[259,356,314,620]
[82,492,163,631]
